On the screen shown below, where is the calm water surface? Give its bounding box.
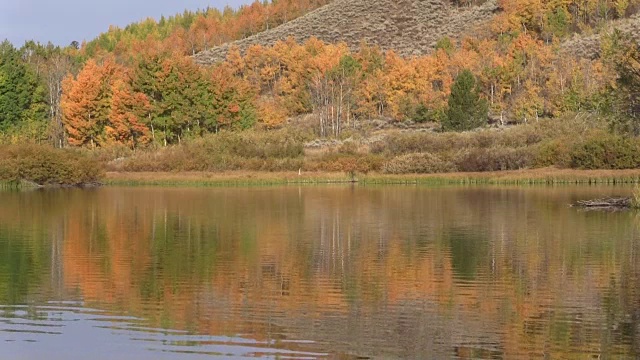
[0,185,639,359]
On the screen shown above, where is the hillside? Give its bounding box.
[194,0,499,64]
[562,14,640,59]
[8,0,640,177]
[80,1,333,57]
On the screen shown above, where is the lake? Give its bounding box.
[0,185,639,359]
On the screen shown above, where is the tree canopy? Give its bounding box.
[3,0,640,146]
[443,69,488,131]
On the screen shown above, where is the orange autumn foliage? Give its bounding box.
[108,78,151,148]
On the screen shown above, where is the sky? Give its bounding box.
[0,0,254,47]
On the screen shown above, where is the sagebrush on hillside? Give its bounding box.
[194,0,498,64]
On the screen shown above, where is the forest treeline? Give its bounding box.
[2,0,640,155]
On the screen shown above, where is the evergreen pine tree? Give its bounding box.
[443,69,488,132]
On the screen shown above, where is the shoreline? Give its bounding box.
[103,168,640,187]
[6,168,640,189]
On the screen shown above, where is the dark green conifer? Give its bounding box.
[443,69,488,132]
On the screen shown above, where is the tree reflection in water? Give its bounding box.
[0,186,639,359]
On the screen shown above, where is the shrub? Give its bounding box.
[113,129,306,172]
[414,104,433,123]
[453,147,534,172]
[305,153,384,174]
[369,140,387,155]
[381,132,467,155]
[398,97,438,123]
[377,125,549,157]
[0,144,103,185]
[435,37,454,55]
[0,157,18,180]
[337,141,359,155]
[382,153,457,174]
[193,130,305,159]
[534,139,572,168]
[91,144,135,163]
[569,135,640,169]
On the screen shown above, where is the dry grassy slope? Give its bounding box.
[562,14,640,59]
[194,0,499,64]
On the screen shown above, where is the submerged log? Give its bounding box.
[572,197,632,208]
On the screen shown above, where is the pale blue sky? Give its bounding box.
[0,0,254,47]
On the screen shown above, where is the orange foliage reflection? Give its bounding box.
[2,186,637,358]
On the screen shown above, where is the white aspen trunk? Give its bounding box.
[491,84,495,105]
[339,82,344,136]
[331,83,336,137]
[150,114,155,141]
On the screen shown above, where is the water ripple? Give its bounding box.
[0,302,327,359]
